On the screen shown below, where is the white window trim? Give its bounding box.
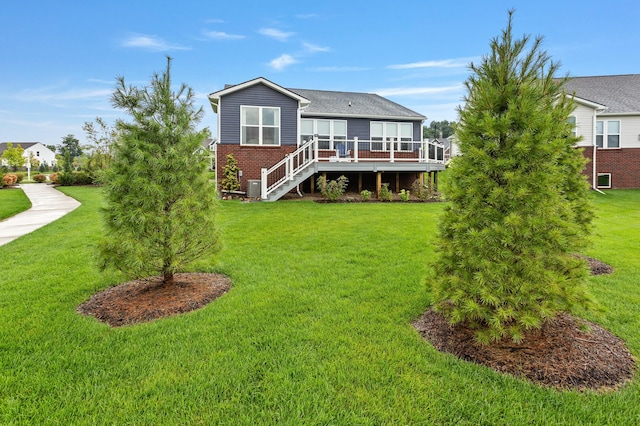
[240,105,281,146]
[300,118,347,149]
[597,173,612,189]
[568,116,577,137]
[370,122,414,152]
[596,120,621,149]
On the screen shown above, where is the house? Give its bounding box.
[194,138,216,171]
[430,137,460,162]
[0,142,57,169]
[564,74,640,189]
[208,77,445,201]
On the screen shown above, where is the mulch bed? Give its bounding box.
[413,309,634,391]
[413,257,631,391]
[77,273,231,327]
[582,255,615,275]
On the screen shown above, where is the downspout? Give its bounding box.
[592,108,606,194]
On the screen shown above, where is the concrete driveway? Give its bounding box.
[0,184,81,246]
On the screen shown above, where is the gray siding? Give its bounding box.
[219,83,299,146]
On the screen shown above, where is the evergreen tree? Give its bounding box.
[59,134,83,158]
[100,57,221,286]
[431,11,593,344]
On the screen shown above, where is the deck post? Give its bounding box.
[390,139,394,162]
[261,168,268,200]
[310,174,315,194]
[376,172,382,196]
[353,136,358,162]
[322,172,327,193]
[358,173,362,193]
[396,172,400,193]
[419,172,424,186]
[433,171,438,192]
[314,135,319,161]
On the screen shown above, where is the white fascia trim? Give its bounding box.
[598,111,640,116]
[569,95,608,111]
[209,77,310,107]
[301,112,425,121]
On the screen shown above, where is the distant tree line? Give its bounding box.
[423,120,456,139]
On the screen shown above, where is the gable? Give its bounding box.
[216,82,300,146]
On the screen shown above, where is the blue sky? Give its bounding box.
[2,0,639,148]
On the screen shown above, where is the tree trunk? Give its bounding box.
[163,270,174,286]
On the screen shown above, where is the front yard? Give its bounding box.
[0,187,639,424]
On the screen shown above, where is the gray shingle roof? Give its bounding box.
[0,142,39,154]
[563,74,640,114]
[288,88,426,120]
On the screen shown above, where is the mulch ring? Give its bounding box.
[582,255,615,275]
[413,308,635,391]
[77,273,231,327]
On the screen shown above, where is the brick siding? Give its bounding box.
[581,147,640,189]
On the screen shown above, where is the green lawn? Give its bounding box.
[0,187,639,424]
[0,188,31,221]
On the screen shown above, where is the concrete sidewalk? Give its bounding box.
[0,184,81,246]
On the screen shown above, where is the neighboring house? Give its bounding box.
[208,77,445,200]
[564,74,640,189]
[194,138,216,170]
[0,142,57,169]
[430,137,460,162]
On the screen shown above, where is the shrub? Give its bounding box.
[411,179,440,201]
[317,175,348,201]
[220,154,240,191]
[360,189,372,201]
[49,173,59,184]
[57,172,76,186]
[73,171,94,185]
[378,183,393,201]
[2,174,18,186]
[32,174,47,183]
[14,172,25,183]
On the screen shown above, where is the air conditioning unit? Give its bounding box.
[247,180,261,198]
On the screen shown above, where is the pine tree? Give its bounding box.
[431,11,593,344]
[100,57,221,286]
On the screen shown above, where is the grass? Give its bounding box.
[0,186,639,424]
[0,188,31,221]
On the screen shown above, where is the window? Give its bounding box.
[241,106,280,145]
[36,151,40,157]
[370,122,414,151]
[300,119,347,149]
[567,116,576,137]
[597,173,611,189]
[596,120,620,148]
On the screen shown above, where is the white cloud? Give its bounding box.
[308,66,371,72]
[202,30,245,40]
[387,57,477,70]
[121,34,191,51]
[12,88,112,103]
[303,42,330,53]
[269,54,298,71]
[374,85,463,97]
[259,28,294,42]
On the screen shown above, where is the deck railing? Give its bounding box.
[260,137,444,199]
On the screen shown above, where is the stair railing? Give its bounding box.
[261,138,317,199]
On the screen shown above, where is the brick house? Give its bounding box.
[564,74,640,189]
[208,77,445,200]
